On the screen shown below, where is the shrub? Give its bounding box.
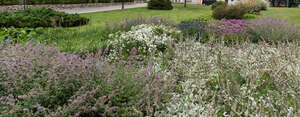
[108,24,179,61]
[0,42,176,116]
[205,19,250,35]
[248,18,300,43]
[243,13,259,19]
[235,0,267,14]
[211,1,227,10]
[204,19,250,43]
[0,0,19,5]
[0,8,89,28]
[254,0,268,10]
[156,40,300,116]
[212,5,248,20]
[0,28,37,44]
[148,0,173,10]
[177,16,211,41]
[106,17,175,31]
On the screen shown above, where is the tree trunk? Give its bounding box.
[23,0,27,10]
[225,0,228,4]
[122,2,125,10]
[184,0,187,7]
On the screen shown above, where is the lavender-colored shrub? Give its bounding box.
[0,42,176,116]
[205,19,250,35]
[248,17,300,43]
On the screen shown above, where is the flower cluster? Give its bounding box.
[108,24,179,60]
[205,19,250,36]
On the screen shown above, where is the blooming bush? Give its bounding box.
[204,19,250,43]
[156,40,300,116]
[177,17,210,41]
[248,18,300,43]
[0,42,176,116]
[108,24,179,61]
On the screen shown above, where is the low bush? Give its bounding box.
[148,0,173,10]
[107,24,179,61]
[177,16,211,41]
[235,2,261,14]
[243,13,259,19]
[235,0,268,14]
[211,1,227,10]
[212,5,248,20]
[0,8,89,28]
[248,18,300,43]
[254,0,268,10]
[0,42,177,116]
[0,0,19,5]
[205,19,250,43]
[0,28,37,44]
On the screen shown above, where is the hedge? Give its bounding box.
[0,0,133,5]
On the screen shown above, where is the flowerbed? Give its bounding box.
[156,40,300,116]
[1,15,300,117]
[0,42,176,116]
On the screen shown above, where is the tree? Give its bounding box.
[116,0,134,10]
[23,0,27,10]
[184,0,187,7]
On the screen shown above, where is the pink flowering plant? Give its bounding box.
[205,19,251,43]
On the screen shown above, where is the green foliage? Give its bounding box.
[255,0,268,10]
[212,5,248,20]
[148,0,173,10]
[243,13,259,19]
[0,28,37,44]
[0,8,89,28]
[177,16,211,41]
[211,1,227,10]
[0,0,19,5]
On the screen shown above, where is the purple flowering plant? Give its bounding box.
[204,19,251,44]
[205,19,251,36]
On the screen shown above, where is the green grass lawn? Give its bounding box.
[261,7,300,25]
[80,4,211,28]
[36,4,300,53]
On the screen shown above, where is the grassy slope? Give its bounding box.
[38,5,300,53]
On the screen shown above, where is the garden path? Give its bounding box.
[58,3,147,14]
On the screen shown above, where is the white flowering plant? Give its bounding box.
[107,24,180,61]
[156,40,300,116]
